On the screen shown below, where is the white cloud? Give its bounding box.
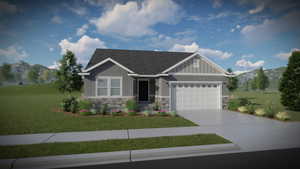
[207,11,240,20]
[49,47,54,52]
[48,61,61,70]
[65,4,87,16]
[149,32,195,49]
[236,25,241,29]
[90,0,181,37]
[235,59,264,68]
[0,45,28,64]
[170,42,232,59]
[0,1,17,14]
[212,0,223,8]
[51,16,62,24]
[249,3,265,14]
[241,11,300,42]
[59,35,107,64]
[276,48,300,60]
[76,24,89,36]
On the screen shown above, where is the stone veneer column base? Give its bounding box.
[84,97,135,110]
[155,97,170,111]
[222,96,230,109]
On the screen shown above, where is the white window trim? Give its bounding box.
[96,76,123,97]
[137,79,150,102]
[193,58,200,68]
[83,58,134,73]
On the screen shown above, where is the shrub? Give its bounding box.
[79,109,91,116]
[152,101,160,111]
[264,103,276,118]
[111,109,121,116]
[100,104,109,115]
[246,104,256,114]
[90,108,97,115]
[255,108,266,116]
[126,99,137,111]
[128,110,137,116]
[158,110,168,116]
[61,96,78,113]
[227,99,240,111]
[168,111,177,117]
[78,99,92,110]
[238,98,251,106]
[275,112,290,121]
[142,110,151,117]
[238,106,248,113]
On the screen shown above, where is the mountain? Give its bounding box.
[236,67,286,91]
[0,61,57,86]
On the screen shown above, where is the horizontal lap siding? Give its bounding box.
[83,61,134,97]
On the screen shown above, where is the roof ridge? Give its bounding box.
[95,48,193,54]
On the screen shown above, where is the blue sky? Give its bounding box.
[0,0,299,74]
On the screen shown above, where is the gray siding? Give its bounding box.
[84,61,134,97]
[159,75,229,96]
[169,55,221,74]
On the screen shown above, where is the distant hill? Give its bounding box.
[0,61,57,86]
[236,67,286,91]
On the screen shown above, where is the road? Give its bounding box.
[58,148,300,169]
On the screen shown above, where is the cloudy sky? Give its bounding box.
[0,0,299,73]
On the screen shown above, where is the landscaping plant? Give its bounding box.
[61,96,78,113]
[128,110,137,116]
[100,104,109,115]
[237,106,248,113]
[111,109,121,116]
[78,99,92,110]
[79,109,91,116]
[227,99,240,110]
[264,102,276,118]
[245,104,256,114]
[275,112,290,121]
[255,108,266,116]
[126,99,137,111]
[168,111,177,117]
[142,110,151,117]
[158,110,168,116]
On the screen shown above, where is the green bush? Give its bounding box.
[255,108,266,116]
[152,101,160,111]
[100,104,109,115]
[111,109,121,116]
[90,108,97,115]
[227,99,240,110]
[168,111,177,117]
[246,104,256,114]
[61,96,78,113]
[78,99,92,110]
[264,103,276,118]
[126,99,137,111]
[158,110,168,116]
[142,110,151,117]
[238,106,248,113]
[239,98,250,106]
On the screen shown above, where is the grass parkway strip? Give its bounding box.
[0,134,230,159]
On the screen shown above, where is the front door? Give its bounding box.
[138,80,149,102]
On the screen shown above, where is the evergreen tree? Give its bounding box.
[56,50,83,94]
[279,51,300,111]
[226,68,238,92]
[256,67,269,90]
[2,63,14,81]
[251,77,257,90]
[27,66,39,84]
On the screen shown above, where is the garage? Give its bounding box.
[170,82,222,111]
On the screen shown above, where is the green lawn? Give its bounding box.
[0,134,230,159]
[0,84,196,135]
[232,91,300,121]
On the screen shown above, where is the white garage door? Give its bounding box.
[171,83,221,110]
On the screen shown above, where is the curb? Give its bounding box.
[0,143,239,169]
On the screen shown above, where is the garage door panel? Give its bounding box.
[173,82,220,111]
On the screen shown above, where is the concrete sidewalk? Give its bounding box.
[0,126,207,146]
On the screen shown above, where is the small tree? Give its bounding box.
[2,63,14,81]
[226,68,238,92]
[256,67,269,91]
[56,50,83,94]
[27,66,39,84]
[279,51,300,111]
[251,77,257,90]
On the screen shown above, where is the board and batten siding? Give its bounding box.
[83,61,134,97]
[159,75,229,96]
[169,55,221,74]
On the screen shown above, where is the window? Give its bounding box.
[96,77,122,97]
[193,58,199,68]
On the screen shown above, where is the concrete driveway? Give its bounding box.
[178,110,300,152]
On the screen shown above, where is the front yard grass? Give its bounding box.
[0,134,230,159]
[0,84,196,135]
[232,91,300,121]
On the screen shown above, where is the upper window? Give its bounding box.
[96,77,122,97]
[193,58,200,68]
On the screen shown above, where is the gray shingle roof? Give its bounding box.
[85,49,193,74]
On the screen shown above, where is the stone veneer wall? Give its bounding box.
[85,97,135,110]
[155,97,170,111]
[222,96,229,109]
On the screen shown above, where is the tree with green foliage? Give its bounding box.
[1,63,14,81]
[279,51,300,111]
[56,50,83,93]
[256,67,269,90]
[226,68,238,92]
[251,77,257,90]
[27,66,39,84]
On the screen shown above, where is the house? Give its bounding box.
[79,49,231,111]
